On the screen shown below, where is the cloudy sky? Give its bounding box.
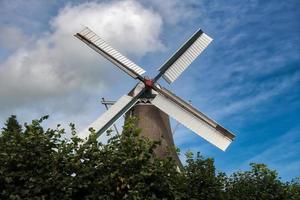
[0,0,299,180]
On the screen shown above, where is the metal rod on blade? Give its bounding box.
[101,99,116,105]
[101,97,119,135]
[96,88,146,138]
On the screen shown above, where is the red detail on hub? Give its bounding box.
[144,79,154,88]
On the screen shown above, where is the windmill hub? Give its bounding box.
[144,78,154,89]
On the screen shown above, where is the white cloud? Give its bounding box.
[0,0,163,125]
[143,0,199,25]
[0,26,30,50]
[51,1,163,57]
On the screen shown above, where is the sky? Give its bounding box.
[0,0,299,181]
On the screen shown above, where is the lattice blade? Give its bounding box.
[75,27,146,79]
[78,88,145,140]
[157,29,212,84]
[152,87,235,151]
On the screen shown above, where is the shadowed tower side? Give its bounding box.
[126,84,182,167]
[126,104,182,167]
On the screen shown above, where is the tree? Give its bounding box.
[225,163,288,200]
[2,115,22,133]
[182,152,226,200]
[0,116,183,199]
[0,115,299,199]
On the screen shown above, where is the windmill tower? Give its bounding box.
[75,27,235,166]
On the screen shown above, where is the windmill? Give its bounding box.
[75,27,235,165]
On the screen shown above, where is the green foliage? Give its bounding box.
[225,163,285,200]
[0,116,182,199]
[2,115,22,133]
[182,152,226,200]
[224,163,300,200]
[0,115,299,199]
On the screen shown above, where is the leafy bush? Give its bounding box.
[0,115,299,199]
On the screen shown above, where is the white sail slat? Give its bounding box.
[159,31,213,84]
[152,89,235,151]
[75,27,146,79]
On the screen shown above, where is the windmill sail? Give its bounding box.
[155,29,213,84]
[152,87,235,151]
[75,27,145,79]
[75,24,236,153]
[78,90,144,140]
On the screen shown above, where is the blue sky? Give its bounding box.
[0,0,299,180]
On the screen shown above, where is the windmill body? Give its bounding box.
[75,26,235,165]
[125,83,182,166]
[127,102,182,166]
